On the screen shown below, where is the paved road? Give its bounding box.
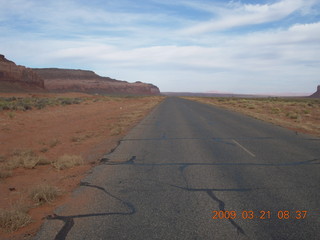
[35,97,320,240]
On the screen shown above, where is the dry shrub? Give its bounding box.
[7,112,15,119]
[110,127,123,136]
[271,108,281,114]
[52,155,83,170]
[109,122,125,136]
[0,170,12,179]
[5,157,21,170]
[71,133,94,143]
[6,150,50,170]
[23,157,40,169]
[0,205,31,232]
[247,104,256,109]
[39,147,49,153]
[37,157,52,166]
[49,139,60,148]
[286,112,300,120]
[29,184,61,205]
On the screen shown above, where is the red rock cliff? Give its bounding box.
[310,85,320,98]
[33,68,160,95]
[0,54,45,92]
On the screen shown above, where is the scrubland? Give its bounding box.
[0,93,164,238]
[185,97,320,136]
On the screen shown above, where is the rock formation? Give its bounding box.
[0,54,45,92]
[310,85,320,98]
[0,54,160,94]
[33,68,160,95]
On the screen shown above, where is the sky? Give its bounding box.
[0,0,320,94]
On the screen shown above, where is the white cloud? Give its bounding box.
[0,0,319,94]
[1,20,319,93]
[181,0,316,34]
[0,0,183,41]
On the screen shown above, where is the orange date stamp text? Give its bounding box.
[212,210,308,220]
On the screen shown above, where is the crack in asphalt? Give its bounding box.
[96,153,320,237]
[45,155,318,239]
[206,190,246,236]
[178,164,189,188]
[45,132,319,240]
[46,182,136,240]
[121,136,275,142]
[37,97,320,240]
[165,183,247,236]
[120,136,320,142]
[100,157,320,167]
[100,155,136,165]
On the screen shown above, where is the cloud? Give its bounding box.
[180,0,316,34]
[1,19,319,93]
[0,0,319,93]
[0,0,183,41]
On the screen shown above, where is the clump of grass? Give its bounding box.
[70,136,80,142]
[110,127,123,136]
[286,112,300,120]
[307,102,314,107]
[6,150,50,170]
[39,147,49,153]
[7,112,15,119]
[49,139,60,148]
[58,97,83,106]
[52,155,83,170]
[0,96,85,112]
[70,133,94,143]
[271,108,281,114]
[10,150,39,169]
[0,170,12,179]
[247,104,256,109]
[29,184,61,205]
[0,205,31,232]
[36,157,52,166]
[302,109,311,114]
[23,158,41,169]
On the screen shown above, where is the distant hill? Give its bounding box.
[33,68,160,95]
[310,85,320,98]
[0,54,160,95]
[0,54,45,92]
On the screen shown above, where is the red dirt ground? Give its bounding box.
[0,93,164,239]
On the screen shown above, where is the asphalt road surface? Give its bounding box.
[35,97,320,240]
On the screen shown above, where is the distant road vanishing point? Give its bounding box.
[35,97,320,240]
